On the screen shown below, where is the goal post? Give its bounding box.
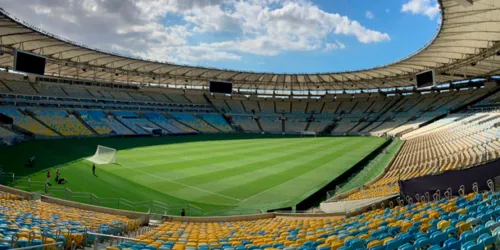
[301,131,317,137]
[86,145,116,164]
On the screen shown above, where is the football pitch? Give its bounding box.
[0,134,386,215]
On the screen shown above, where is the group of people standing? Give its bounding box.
[46,168,66,185]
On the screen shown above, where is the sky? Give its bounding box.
[0,0,441,74]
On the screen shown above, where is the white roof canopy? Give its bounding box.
[0,0,498,91]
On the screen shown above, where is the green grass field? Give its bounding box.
[0,134,386,215]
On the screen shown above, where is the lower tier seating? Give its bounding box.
[0,193,140,249]
[348,111,500,200]
[171,114,219,133]
[31,109,93,136]
[259,117,283,133]
[199,114,233,132]
[232,116,261,132]
[116,191,500,250]
[0,108,58,136]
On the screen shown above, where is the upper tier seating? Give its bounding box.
[199,114,233,132]
[63,86,93,98]
[0,81,10,93]
[211,99,231,112]
[2,80,37,95]
[0,108,57,136]
[171,114,219,133]
[31,109,93,136]
[232,116,261,132]
[147,92,171,102]
[291,102,307,113]
[168,95,190,104]
[259,101,275,114]
[226,100,246,114]
[348,111,500,200]
[129,92,154,102]
[117,191,500,250]
[109,91,134,100]
[186,95,208,104]
[242,101,260,113]
[322,102,341,114]
[33,83,66,97]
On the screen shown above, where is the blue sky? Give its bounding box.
[2,0,440,74]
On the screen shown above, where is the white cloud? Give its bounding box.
[402,0,440,20]
[324,40,346,51]
[0,0,391,65]
[365,11,375,19]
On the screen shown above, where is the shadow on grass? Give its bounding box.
[0,133,312,178]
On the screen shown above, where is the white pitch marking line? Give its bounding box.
[119,163,242,202]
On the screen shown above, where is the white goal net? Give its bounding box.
[86,145,116,164]
[301,131,317,137]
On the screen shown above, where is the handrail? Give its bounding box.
[85,232,141,241]
[11,242,63,250]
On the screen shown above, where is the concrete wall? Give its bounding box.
[163,212,345,223]
[40,195,150,225]
[165,213,274,223]
[0,185,34,199]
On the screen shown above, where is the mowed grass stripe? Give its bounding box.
[165,139,335,180]
[216,137,382,199]
[120,137,280,154]
[106,138,328,202]
[113,138,324,180]
[153,138,346,204]
[174,138,346,186]
[238,138,386,206]
[190,138,363,199]
[118,138,300,167]
[120,138,283,159]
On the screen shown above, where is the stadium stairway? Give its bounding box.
[254,117,265,133]
[195,114,222,132]
[22,109,63,136]
[107,111,138,135]
[71,110,99,136]
[166,113,201,133]
[140,113,172,134]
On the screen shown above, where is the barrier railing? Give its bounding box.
[325,140,400,200]
[86,230,154,250]
[9,179,202,216]
[11,242,64,250]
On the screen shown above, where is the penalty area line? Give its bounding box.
[118,164,242,202]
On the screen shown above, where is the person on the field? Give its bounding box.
[57,177,67,184]
[25,156,35,167]
[55,169,60,182]
[46,171,51,186]
[92,164,96,176]
[181,208,185,217]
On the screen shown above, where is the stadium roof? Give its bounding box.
[0,0,499,91]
